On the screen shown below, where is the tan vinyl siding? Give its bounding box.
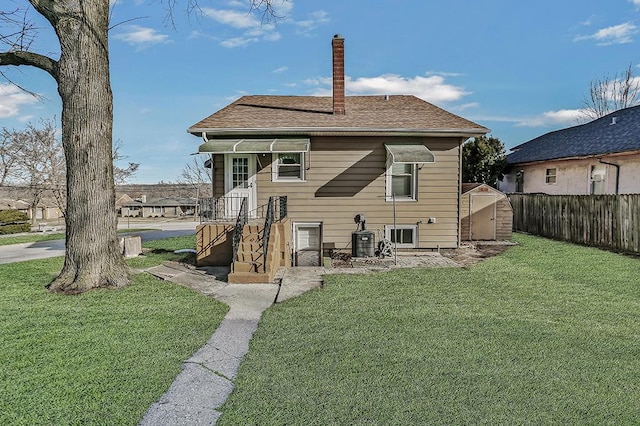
[253,136,462,249]
[495,197,514,240]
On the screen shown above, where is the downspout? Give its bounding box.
[599,159,620,194]
[457,137,466,248]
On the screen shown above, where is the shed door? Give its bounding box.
[295,223,321,266]
[470,194,496,240]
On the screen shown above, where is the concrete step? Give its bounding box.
[228,271,272,284]
[236,251,264,263]
[233,261,259,273]
[239,242,262,252]
[241,232,262,243]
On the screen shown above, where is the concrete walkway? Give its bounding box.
[137,263,326,425]
[138,251,463,425]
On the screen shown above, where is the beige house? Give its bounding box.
[189,35,488,281]
[501,106,640,195]
[118,197,197,218]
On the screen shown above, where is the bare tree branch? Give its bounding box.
[0,50,58,79]
[582,64,640,120]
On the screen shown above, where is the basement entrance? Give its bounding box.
[294,223,322,266]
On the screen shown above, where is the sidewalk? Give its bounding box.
[138,263,326,425]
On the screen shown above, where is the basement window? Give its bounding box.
[385,225,417,248]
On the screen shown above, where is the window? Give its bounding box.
[515,170,524,193]
[385,225,417,248]
[590,165,606,194]
[545,168,557,184]
[386,161,417,201]
[273,153,304,181]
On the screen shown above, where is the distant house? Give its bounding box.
[119,197,197,218]
[188,35,489,281]
[0,199,30,215]
[0,198,62,221]
[500,106,640,194]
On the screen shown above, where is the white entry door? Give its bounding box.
[225,154,257,218]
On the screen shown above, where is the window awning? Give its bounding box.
[198,138,310,154]
[385,144,435,164]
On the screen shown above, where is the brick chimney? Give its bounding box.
[332,34,345,115]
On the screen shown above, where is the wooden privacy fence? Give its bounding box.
[509,194,640,254]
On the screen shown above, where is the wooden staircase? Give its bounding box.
[228,219,291,284]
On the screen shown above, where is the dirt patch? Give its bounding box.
[329,243,515,269]
[441,243,515,267]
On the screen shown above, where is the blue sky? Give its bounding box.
[1,0,640,183]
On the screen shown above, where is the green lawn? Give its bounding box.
[0,228,155,246]
[219,234,640,425]
[0,234,227,425]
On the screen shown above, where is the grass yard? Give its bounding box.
[219,234,640,425]
[0,228,155,246]
[0,234,227,425]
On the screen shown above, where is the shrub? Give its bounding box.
[0,210,31,234]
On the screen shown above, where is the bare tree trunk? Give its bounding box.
[47,2,128,293]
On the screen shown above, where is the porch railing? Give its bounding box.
[261,196,288,272]
[231,197,248,271]
[199,195,288,222]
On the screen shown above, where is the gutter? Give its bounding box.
[599,159,620,194]
[187,126,490,138]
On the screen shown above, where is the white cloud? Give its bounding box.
[574,22,638,45]
[113,25,170,48]
[516,109,587,127]
[220,37,258,48]
[631,0,640,6]
[202,6,281,47]
[272,66,288,73]
[202,8,261,29]
[305,73,470,104]
[0,83,39,119]
[293,10,330,33]
[202,2,328,47]
[454,102,480,111]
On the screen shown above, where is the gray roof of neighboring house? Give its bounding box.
[188,95,489,137]
[506,105,640,165]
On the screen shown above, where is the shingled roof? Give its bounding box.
[507,105,640,165]
[188,95,488,137]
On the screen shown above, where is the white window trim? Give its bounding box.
[384,225,417,249]
[272,152,306,182]
[385,158,417,202]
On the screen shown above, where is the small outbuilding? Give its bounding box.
[460,183,513,241]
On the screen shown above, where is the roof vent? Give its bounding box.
[611,116,618,125]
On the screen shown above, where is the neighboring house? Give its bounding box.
[119,197,197,218]
[501,106,640,194]
[0,199,30,215]
[189,35,488,275]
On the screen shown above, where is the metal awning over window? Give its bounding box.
[385,144,435,164]
[198,138,310,154]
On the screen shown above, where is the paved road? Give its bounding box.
[0,220,199,265]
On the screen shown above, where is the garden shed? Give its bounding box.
[460,183,512,241]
